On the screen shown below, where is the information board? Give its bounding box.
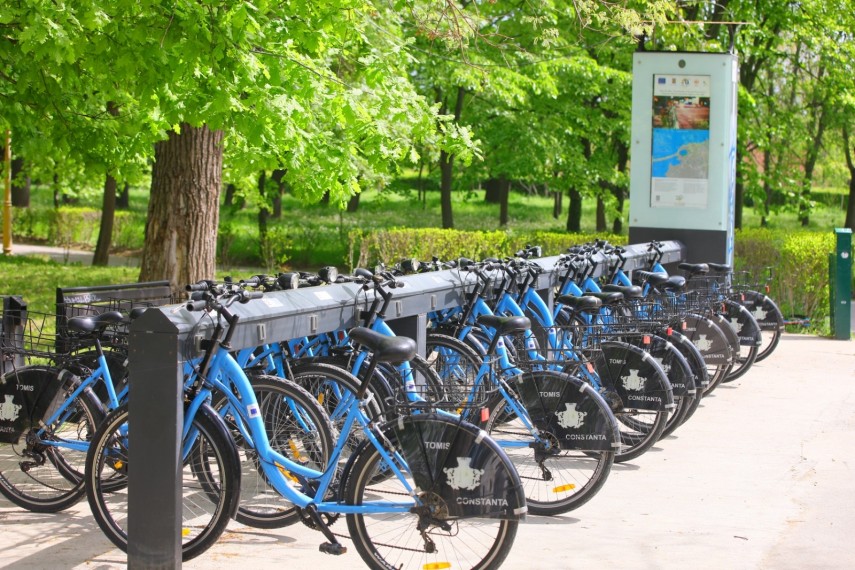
[628,52,738,265]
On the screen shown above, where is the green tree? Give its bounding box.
[1,1,467,290]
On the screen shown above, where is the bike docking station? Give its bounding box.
[627,49,739,267]
[125,240,685,568]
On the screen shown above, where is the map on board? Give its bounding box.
[650,74,711,208]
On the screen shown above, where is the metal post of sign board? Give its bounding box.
[628,52,739,266]
[829,228,852,340]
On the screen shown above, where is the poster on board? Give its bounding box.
[650,74,711,208]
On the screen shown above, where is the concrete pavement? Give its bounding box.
[1,332,853,569]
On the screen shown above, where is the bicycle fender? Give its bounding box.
[343,414,527,520]
[722,300,763,347]
[628,335,693,398]
[681,314,732,365]
[512,371,620,452]
[739,290,785,332]
[595,341,675,411]
[0,366,64,444]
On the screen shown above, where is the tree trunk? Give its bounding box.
[761,148,772,227]
[439,149,454,229]
[612,190,624,234]
[843,126,855,230]
[11,157,29,207]
[257,171,269,262]
[612,141,629,233]
[271,169,286,218]
[93,102,122,266]
[346,191,361,213]
[139,124,224,293]
[498,177,510,227]
[117,182,130,210]
[92,173,117,266]
[552,191,562,219]
[484,178,501,204]
[53,173,60,208]
[438,86,466,230]
[595,196,606,232]
[798,66,828,227]
[734,176,744,230]
[566,187,582,232]
[224,183,236,207]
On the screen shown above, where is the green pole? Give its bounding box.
[830,228,852,340]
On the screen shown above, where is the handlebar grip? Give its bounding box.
[186,299,209,311]
[240,291,264,303]
[186,282,211,292]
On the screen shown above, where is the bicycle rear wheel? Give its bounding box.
[344,414,522,570]
[0,366,102,513]
[481,370,617,515]
[85,402,241,561]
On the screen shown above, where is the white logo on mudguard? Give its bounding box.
[621,369,646,391]
[0,395,22,422]
[652,356,670,374]
[724,316,739,334]
[555,403,587,429]
[694,334,713,351]
[752,307,768,321]
[443,457,484,491]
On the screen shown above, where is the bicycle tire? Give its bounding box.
[719,301,761,382]
[681,314,732,396]
[481,370,616,515]
[666,330,708,424]
[210,374,336,530]
[637,334,695,439]
[739,291,784,362]
[288,361,382,478]
[85,402,241,561]
[379,353,446,406]
[344,414,522,570]
[296,353,397,414]
[594,341,672,463]
[0,366,102,513]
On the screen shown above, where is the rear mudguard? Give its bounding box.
[593,341,675,412]
[511,370,620,452]
[341,413,526,520]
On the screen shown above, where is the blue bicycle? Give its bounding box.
[85,282,526,568]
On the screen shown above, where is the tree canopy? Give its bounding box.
[1,0,852,284]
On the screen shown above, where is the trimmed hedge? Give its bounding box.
[352,226,842,334]
[735,228,843,332]
[13,206,142,251]
[347,228,626,269]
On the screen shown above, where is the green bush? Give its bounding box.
[735,228,837,333]
[347,228,625,269]
[13,206,143,251]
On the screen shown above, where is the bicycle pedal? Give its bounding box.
[319,542,347,556]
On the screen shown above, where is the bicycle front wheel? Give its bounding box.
[85,402,241,561]
[212,374,336,530]
[345,415,522,570]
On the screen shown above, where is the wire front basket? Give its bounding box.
[1,291,178,370]
[0,308,62,365]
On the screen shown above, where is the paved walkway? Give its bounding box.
[1,333,853,569]
[5,243,140,268]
